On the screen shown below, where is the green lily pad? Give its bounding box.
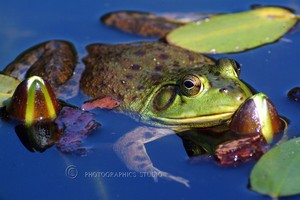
[250,137,300,198]
[167,6,298,53]
[0,74,21,107]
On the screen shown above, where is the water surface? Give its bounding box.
[0,0,300,199]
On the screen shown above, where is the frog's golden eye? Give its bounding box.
[180,74,203,97]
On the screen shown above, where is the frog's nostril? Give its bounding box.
[219,88,228,93]
[237,96,244,101]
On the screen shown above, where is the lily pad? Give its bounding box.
[3,40,77,88]
[0,74,21,107]
[3,40,79,100]
[101,11,215,38]
[250,137,300,198]
[167,6,298,53]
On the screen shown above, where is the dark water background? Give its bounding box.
[0,0,300,199]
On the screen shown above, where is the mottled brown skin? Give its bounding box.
[80,41,215,113]
[4,40,77,89]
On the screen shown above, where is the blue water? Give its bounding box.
[1,0,300,199]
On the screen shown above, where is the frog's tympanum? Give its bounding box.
[3,40,284,187]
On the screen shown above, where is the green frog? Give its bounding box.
[80,42,252,129]
[3,40,280,187]
[79,41,257,186]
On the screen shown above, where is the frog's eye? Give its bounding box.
[180,74,203,97]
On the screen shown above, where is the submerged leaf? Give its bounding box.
[55,106,100,155]
[167,6,298,53]
[215,133,268,166]
[250,137,300,198]
[0,74,21,107]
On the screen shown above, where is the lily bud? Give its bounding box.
[230,93,283,143]
[6,76,59,126]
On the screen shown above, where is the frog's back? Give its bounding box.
[80,42,214,112]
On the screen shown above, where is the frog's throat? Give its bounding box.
[144,112,233,129]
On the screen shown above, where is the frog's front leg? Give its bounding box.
[113,126,190,187]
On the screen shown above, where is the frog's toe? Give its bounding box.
[151,167,190,188]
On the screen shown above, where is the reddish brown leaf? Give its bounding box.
[82,96,120,110]
[215,134,268,166]
[101,11,183,38]
[4,40,77,88]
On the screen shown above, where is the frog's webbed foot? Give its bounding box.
[113,126,190,187]
[149,166,190,187]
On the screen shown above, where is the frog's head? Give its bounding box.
[140,58,253,129]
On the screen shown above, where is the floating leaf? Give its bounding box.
[167,6,298,53]
[250,137,300,198]
[3,40,77,88]
[0,74,21,107]
[101,11,215,38]
[3,40,79,100]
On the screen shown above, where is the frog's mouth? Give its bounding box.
[148,112,234,129]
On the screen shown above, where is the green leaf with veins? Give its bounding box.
[167,6,298,54]
[250,137,300,198]
[0,74,21,107]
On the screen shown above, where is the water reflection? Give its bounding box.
[15,120,60,152]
